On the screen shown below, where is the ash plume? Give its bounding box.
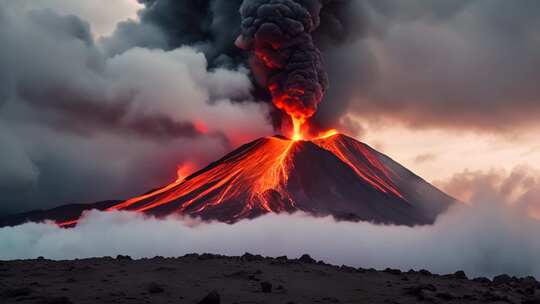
[236,0,329,125]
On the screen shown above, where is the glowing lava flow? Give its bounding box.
[57,131,424,227]
[107,163,195,212]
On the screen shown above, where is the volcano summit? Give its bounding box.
[1,133,455,227]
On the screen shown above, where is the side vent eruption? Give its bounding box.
[236,0,329,139]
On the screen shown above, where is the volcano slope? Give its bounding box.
[0,134,455,227]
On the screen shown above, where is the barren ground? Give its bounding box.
[1,254,539,304]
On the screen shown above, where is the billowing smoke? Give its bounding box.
[236,0,329,128]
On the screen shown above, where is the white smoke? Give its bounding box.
[1,201,539,279]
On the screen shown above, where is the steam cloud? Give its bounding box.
[1,201,540,279]
[236,0,329,124]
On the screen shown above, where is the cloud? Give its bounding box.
[1,200,540,279]
[0,2,271,216]
[314,0,540,132]
[11,0,142,37]
[439,166,540,218]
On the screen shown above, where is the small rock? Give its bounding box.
[493,274,512,285]
[198,290,220,304]
[261,281,273,293]
[339,265,356,273]
[116,255,132,261]
[298,254,316,264]
[453,270,468,280]
[241,253,263,262]
[184,253,200,258]
[418,269,431,276]
[198,253,217,260]
[384,268,402,275]
[472,277,491,284]
[147,282,164,294]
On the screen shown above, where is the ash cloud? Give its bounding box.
[236,0,329,123]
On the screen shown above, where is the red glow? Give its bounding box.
[194,120,209,134]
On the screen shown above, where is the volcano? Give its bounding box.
[0,133,455,227]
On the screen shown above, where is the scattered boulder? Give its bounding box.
[339,265,356,273]
[298,254,316,264]
[384,268,402,275]
[116,255,132,261]
[261,281,273,293]
[241,253,263,262]
[199,253,217,260]
[198,290,220,304]
[472,277,491,284]
[453,270,468,280]
[493,274,512,285]
[184,253,200,258]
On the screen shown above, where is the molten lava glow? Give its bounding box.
[291,116,305,141]
[315,129,339,140]
[194,120,209,134]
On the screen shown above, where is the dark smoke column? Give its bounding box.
[236,0,329,137]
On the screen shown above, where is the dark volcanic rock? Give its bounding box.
[384,268,402,275]
[40,296,73,304]
[116,255,132,261]
[261,282,273,293]
[298,254,316,264]
[493,274,513,285]
[198,290,220,304]
[454,270,468,280]
[147,282,164,294]
[2,287,33,298]
[241,252,263,262]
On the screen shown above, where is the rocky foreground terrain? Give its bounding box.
[1,254,539,304]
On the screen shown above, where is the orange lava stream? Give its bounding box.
[110,137,296,218]
[313,136,405,199]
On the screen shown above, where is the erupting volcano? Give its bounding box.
[41,132,453,228]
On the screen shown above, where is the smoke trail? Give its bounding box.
[236,0,329,128]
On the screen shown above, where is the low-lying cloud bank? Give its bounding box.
[1,201,539,279]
